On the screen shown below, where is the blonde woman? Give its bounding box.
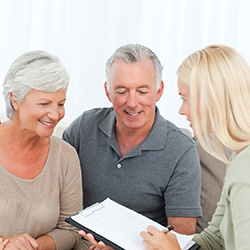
[140,45,250,249]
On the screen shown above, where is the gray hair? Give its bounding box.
[3,50,69,119]
[105,44,163,92]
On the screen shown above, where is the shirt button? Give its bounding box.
[117,163,122,169]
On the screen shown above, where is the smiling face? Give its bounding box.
[177,77,193,130]
[105,58,164,134]
[11,89,66,137]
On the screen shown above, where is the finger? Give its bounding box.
[140,230,152,241]
[0,239,9,250]
[14,235,39,250]
[79,230,88,240]
[20,234,39,250]
[147,226,161,235]
[24,235,40,249]
[142,239,148,247]
[86,234,99,245]
[140,231,148,238]
[15,239,33,250]
[97,241,106,247]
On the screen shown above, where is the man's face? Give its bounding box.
[105,58,163,133]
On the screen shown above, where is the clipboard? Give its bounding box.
[188,243,200,250]
[66,217,124,250]
[66,198,200,250]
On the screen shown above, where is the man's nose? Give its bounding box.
[127,92,138,108]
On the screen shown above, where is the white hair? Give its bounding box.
[105,44,163,92]
[3,50,69,119]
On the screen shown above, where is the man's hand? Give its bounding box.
[79,230,114,250]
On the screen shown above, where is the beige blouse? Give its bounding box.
[0,136,83,250]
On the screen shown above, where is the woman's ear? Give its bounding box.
[10,93,19,111]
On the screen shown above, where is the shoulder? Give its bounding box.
[67,107,113,131]
[48,137,81,188]
[151,113,198,164]
[63,107,114,143]
[159,116,196,148]
[50,136,79,159]
[156,109,193,140]
[76,107,113,123]
[227,146,250,183]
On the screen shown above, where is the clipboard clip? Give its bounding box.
[80,202,104,217]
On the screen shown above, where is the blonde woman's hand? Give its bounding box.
[140,226,181,250]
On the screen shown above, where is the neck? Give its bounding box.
[0,120,49,150]
[116,122,154,157]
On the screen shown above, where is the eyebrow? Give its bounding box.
[115,85,150,89]
[38,98,66,102]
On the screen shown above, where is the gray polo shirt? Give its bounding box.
[63,107,202,226]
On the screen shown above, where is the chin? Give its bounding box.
[37,131,54,138]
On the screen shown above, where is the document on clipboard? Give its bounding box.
[66,198,200,250]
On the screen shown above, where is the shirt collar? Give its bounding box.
[99,107,167,154]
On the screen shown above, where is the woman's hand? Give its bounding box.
[78,230,114,250]
[0,238,9,250]
[4,234,41,250]
[140,226,181,250]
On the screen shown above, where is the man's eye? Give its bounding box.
[40,103,49,106]
[58,103,65,107]
[139,91,148,94]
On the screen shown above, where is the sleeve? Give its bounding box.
[47,147,85,250]
[193,153,250,250]
[164,144,202,217]
[192,197,224,250]
[226,156,250,249]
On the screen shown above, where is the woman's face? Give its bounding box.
[12,89,66,137]
[177,77,193,130]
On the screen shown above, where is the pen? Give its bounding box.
[162,225,174,234]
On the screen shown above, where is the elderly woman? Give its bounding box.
[0,51,85,249]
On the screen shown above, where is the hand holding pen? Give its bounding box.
[162,225,174,234]
[140,225,181,250]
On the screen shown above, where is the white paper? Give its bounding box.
[71,198,195,250]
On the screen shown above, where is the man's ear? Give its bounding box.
[156,81,164,102]
[104,82,112,102]
[10,93,19,111]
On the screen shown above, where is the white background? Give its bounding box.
[0,0,249,130]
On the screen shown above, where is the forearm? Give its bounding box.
[36,235,56,250]
[168,217,196,235]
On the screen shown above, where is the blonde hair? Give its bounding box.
[177,45,250,164]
